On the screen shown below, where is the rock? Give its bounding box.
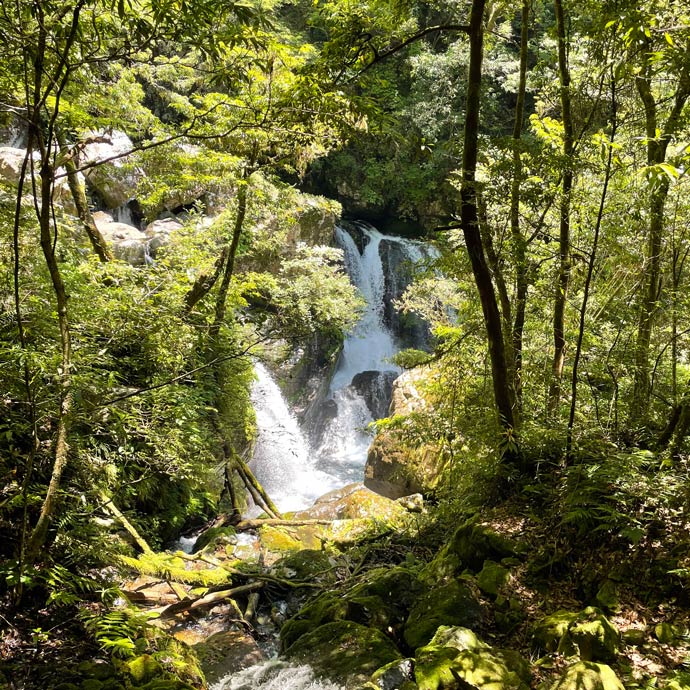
[397,494,424,512]
[193,630,264,685]
[427,625,489,652]
[293,482,406,522]
[414,644,530,690]
[654,621,680,644]
[93,212,148,264]
[477,560,511,597]
[350,370,398,419]
[280,592,351,650]
[425,517,521,578]
[549,661,624,690]
[371,658,415,690]
[622,627,647,647]
[595,580,619,612]
[270,549,337,583]
[292,195,341,246]
[144,217,184,256]
[81,130,143,209]
[192,526,236,552]
[0,146,77,214]
[285,620,402,689]
[122,655,164,684]
[404,580,484,650]
[532,608,619,662]
[364,369,445,499]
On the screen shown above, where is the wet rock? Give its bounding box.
[350,370,398,419]
[82,130,143,209]
[403,580,483,650]
[285,620,402,689]
[292,194,341,246]
[549,661,624,690]
[293,482,406,522]
[193,630,264,685]
[371,658,415,690]
[364,369,445,500]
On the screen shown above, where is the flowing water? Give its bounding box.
[248,222,435,512]
[211,660,343,690]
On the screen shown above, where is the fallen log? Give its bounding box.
[155,581,265,619]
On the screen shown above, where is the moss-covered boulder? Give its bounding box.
[532,608,619,662]
[414,644,530,690]
[532,611,579,653]
[270,549,338,583]
[280,592,352,650]
[192,526,236,552]
[477,560,511,597]
[549,661,624,690]
[285,620,402,689]
[370,659,415,690]
[404,580,483,650]
[427,626,489,652]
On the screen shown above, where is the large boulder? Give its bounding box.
[285,620,402,689]
[81,130,144,209]
[144,217,184,256]
[403,580,484,650]
[364,368,445,499]
[532,607,620,662]
[93,211,148,265]
[290,194,341,246]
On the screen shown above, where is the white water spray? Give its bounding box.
[211,660,343,690]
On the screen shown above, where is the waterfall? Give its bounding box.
[249,363,338,514]
[248,222,435,512]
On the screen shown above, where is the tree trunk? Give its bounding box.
[460,0,517,442]
[548,0,573,417]
[566,73,617,458]
[510,0,530,417]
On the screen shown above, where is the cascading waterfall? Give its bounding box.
[248,222,435,510]
[248,362,338,514]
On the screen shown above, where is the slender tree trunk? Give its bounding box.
[548,0,573,417]
[566,73,617,458]
[460,0,517,441]
[57,130,113,262]
[510,0,530,417]
[630,46,690,424]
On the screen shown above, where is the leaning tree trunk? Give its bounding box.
[548,0,573,418]
[460,0,517,449]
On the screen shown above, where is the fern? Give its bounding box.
[82,609,147,659]
[118,552,230,586]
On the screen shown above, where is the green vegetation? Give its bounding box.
[1,0,690,688]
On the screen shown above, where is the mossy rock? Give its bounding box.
[193,526,236,552]
[565,608,620,662]
[426,626,488,652]
[347,566,424,634]
[533,608,619,662]
[281,592,351,650]
[549,661,624,690]
[532,611,579,653]
[477,560,511,597]
[404,580,483,650]
[414,646,529,690]
[76,662,115,682]
[285,620,402,688]
[271,549,337,582]
[258,525,307,552]
[655,622,682,645]
[595,580,619,612]
[80,681,104,690]
[194,630,263,685]
[424,517,521,579]
[123,655,164,684]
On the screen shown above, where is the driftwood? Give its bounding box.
[155,581,265,619]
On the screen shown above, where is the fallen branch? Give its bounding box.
[155,582,265,619]
[234,518,332,530]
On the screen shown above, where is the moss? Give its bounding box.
[124,655,164,684]
[80,681,103,690]
[415,646,528,690]
[666,671,690,690]
[426,626,488,652]
[404,580,483,650]
[281,592,351,650]
[564,608,620,662]
[285,620,402,687]
[271,549,336,582]
[258,525,304,552]
[532,610,579,654]
[192,526,236,552]
[477,560,510,597]
[549,661,624,690]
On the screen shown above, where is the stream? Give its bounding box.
[215,222,435,689]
